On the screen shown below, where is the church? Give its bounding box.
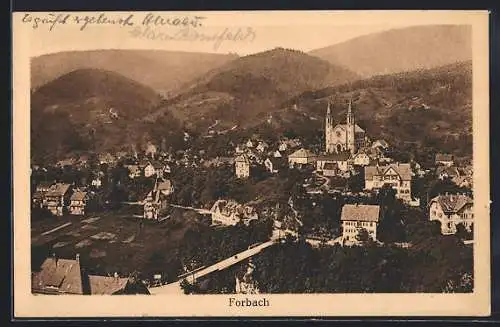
[325,99,365,155]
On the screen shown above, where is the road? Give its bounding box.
[148,240,276,295]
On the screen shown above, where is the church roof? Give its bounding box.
[334,124,365,133]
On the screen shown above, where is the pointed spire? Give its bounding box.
[326,101,331,116]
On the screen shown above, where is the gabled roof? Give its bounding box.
[88,275,130,295]
[341,204,380,222]
[235,154,250,164]
[70,190,87,201]
[45,183,71,197]
[334,124,365,133]
[289,148,315,159]
[430,194,473,214]
[36,181,54,190]
[372,139,389,149]
[364,163,412,181]
[435,153,454,162]
[32,257,83,294]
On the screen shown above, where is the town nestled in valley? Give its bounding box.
[30,24,474,295]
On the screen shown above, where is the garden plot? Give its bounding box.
[90,232,117,241]
[52,241,72,248]
[75,239,93,248]
[81,224,98,231]
[122,235,136,244]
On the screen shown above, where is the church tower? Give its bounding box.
[325,101,335,153]
[346,98,356,155]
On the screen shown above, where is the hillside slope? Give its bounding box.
[31,69,183,163]
[31,50,238,95]
[309,25,472,77]
[267,60,473,158]
[157,48,360,130]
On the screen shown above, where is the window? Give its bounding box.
[438,213,442,218]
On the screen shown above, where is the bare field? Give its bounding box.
[31,208,204,280]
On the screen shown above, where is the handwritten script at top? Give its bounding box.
[20,12,206,31]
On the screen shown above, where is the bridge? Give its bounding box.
[148,239,277,295]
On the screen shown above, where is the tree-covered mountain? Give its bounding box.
[263,60,472,162]
[309,25,472,77]
[153,47,360,130]
[31,49,238,95]
[30,68,183,163]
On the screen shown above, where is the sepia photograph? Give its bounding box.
[12,10,490,317]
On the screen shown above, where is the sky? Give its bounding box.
[12,11,481,57]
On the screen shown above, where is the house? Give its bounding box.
[32,181,54,208]
[69,190,88,215]
[429,193,474,235]
[353,147,380,166]
[316,152,351,173]
[264,157,286,174]
[143,179,173,220]
[371,139,389,150]
[56,158,76,168]
[288,148,317,168]
[364,163,412,203]
[98,153,116,165]
[125,164,141,179]
[44,183,71,216]
[321,162,338,177]
[88,274,150,295]
[256,141,269,153]
[235,154,250,178]
[143,162,156,178]
[435,153,454,167]
[32,254,150,295]
[32,254,84,294]
[91,176,103,188]
[341,204,380,243]
[436,166,461,180]
[210,199,258,226]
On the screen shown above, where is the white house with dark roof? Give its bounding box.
[210,199,258,226]
[69,190,88,215]
[44,183,72,216]
[235,154,250,178]
[429,194,474,235]
[341,204,380,243]
[364,163,412,203]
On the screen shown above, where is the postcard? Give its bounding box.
[12,10,490,317]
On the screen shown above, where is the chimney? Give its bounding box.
[52,252,57,266]
[114,272,119,280]
[76,253,80,262]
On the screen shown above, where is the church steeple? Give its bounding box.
[346,98,356,155]
[325,101,335,153]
